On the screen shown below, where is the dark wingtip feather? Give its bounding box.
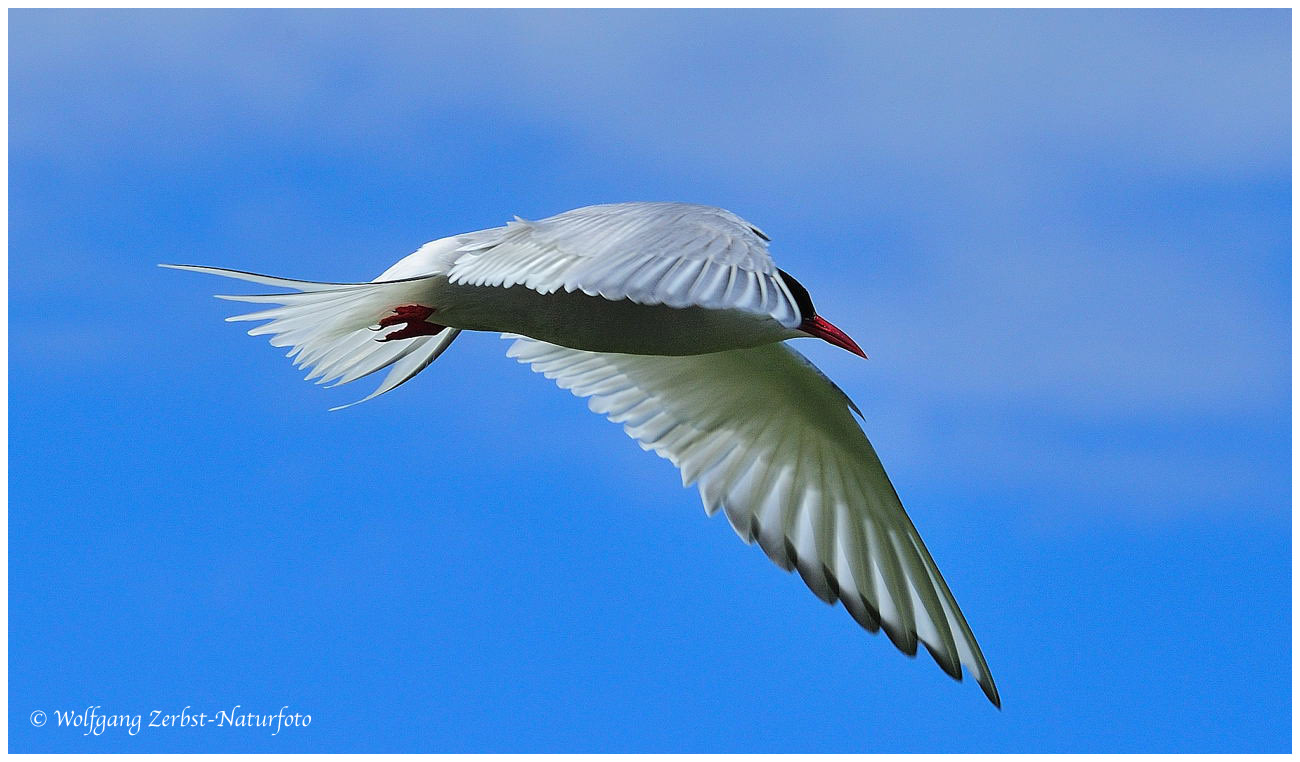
[980,676,1002,709]
[754,526,796,571]
[923,642,964,681]
[842,594,882,633]
[792,555,842,605]
[880,619,919,657]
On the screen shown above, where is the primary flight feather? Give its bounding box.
[164,201,999,706]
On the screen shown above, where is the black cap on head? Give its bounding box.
[777,268,816,322]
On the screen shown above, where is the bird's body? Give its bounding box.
[380,271,801,355]
[357,202,808,354]
[166,201,1000,706]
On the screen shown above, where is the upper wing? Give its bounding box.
[506,336,1000,706]
[448,203,804,328]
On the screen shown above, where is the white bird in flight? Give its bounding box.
[165,201,999,706]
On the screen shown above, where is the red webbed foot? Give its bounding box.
[375,305,447,342]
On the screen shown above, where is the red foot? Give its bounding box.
[376,304,446,342]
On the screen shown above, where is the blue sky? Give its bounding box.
[9,9,1289,753]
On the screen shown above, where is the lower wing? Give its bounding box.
[506,336,999,706]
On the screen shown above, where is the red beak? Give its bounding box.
[801,315,867,359]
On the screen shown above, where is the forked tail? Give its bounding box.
[162,264,460,409]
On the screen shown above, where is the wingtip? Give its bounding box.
[923,642,965,682]
[980,677,1002,709]
[919,642,1001,708]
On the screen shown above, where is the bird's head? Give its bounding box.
[778,269,868,359]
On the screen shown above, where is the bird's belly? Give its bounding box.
[433,281,798,355]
